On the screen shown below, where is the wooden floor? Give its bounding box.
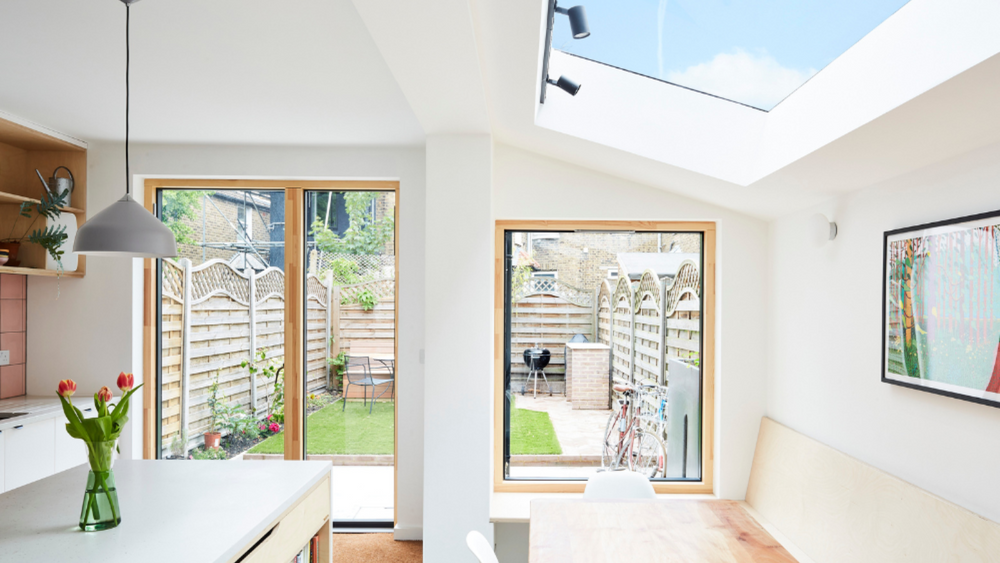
[330,533,421,562]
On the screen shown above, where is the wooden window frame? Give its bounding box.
[493,220,716,494]
[142,179,400,521]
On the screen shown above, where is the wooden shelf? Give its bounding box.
[0,191,85,215]
[0,265,84,278]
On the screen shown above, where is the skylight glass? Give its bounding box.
[552,0,911,111]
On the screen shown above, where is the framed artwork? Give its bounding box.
[883,209,1000,408]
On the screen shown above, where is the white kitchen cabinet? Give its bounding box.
[4,418,55,491]
[0,429,5,492]
[54,415,88,473]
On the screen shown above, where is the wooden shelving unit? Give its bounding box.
[0,111,87,278]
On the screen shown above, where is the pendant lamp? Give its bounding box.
[74,0,177,258]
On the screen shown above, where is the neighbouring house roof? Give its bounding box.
[617,253,699,281]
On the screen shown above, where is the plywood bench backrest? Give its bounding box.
[746,418,1000,562]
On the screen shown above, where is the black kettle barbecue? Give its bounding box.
[522,346,552,398]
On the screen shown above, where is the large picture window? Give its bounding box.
[494,221,715,493]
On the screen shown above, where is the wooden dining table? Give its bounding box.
[529,499,799,563]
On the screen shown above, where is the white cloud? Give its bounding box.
[666,49,816,110]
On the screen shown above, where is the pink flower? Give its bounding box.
[259,424,267,431]
[269,422,280,433]
[267,415,272,421]
[57,379,77,398]
[97,386,113,402]
[117,372,134,392]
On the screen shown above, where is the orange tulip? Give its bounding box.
[97,386,113,403]
[117,372,134,392]
[57,379,77,398]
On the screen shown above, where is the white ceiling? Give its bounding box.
[0,0,424,146]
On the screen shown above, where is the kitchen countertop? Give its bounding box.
[0,395,100,431]
[0,459,332,562]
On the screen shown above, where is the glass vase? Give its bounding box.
[79,440,120,531]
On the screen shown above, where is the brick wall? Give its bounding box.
[530,232,701,292]
[173,191,274,266]
[565,342,610,410]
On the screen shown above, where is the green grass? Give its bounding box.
[249,401,394,455]
[510,407,562,455]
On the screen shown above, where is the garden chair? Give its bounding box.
[342,355,382,414]
[371,358,395,402]
[583,470,656,500]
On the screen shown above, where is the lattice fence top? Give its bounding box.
[664,260,700,317]
[597,279,613,311]
[162,260,184,302]
[634,269,662,311]
[340,278,395,303]
[255,268,285,303]
[612,276,633,309]
[306,274,329,304]
[514,277,593,307]
[313,251,395,284]
[188,260,251,305]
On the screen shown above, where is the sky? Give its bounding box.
[553,0,911,110]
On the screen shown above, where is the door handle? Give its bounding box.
[13,425,23,429]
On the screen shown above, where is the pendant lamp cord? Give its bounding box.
[125,4,130,197]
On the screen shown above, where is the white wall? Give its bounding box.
[768,140,1000,523]
[422,134,495,560]
[26,141,427,530]
[494,144,769,501]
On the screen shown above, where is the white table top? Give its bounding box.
[0,460,331,563]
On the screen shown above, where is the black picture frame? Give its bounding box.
[882,207,1000,409]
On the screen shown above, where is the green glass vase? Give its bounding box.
[79,440,120,531]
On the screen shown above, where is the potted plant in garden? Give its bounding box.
[204,373,224,449]
[56,373,142,531]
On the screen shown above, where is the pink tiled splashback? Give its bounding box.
[0,274,26,399]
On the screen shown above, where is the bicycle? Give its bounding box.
[601,383,666,477]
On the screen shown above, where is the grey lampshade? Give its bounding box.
[567,6,589,39]
[74,194,177,257]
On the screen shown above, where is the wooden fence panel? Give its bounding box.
[336,279,395,399]
[509,280,594,393]
[158,259,334,457]
[611,277,634,388]
[633,270,664,386]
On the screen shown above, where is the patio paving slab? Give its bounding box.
[515,396,609,458]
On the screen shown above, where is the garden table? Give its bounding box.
[529,498,798,562]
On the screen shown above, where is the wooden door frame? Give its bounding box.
[493,220,717,494]
[142,178,400,524]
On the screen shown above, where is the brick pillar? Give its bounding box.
[565,343,611,410]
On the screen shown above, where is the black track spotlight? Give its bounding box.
[547,75,581,96]
[555,4,590,39]
[540,0,590,103]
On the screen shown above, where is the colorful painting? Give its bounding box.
[883,211,1000,408]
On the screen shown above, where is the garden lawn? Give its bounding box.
[510,407,562,455]
[249,401,394,455]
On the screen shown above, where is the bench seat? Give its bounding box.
[746,417,1000,563]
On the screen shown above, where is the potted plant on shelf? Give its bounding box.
[0,189,68,270]
[56,373,142,531]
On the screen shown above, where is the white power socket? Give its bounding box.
[0,351,9,366]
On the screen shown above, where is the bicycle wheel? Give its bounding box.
[631,429,666,478]
[601,409,625,470]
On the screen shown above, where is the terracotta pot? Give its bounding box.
[0,242,20,267]
[204,432,221,449]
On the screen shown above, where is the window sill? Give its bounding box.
[489,491,717,524]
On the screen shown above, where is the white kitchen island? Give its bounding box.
[0,460,332,563]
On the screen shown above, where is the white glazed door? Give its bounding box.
[4,418,55,491]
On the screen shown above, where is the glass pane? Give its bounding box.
[305,190,396,523]
[505,231,703,481]
[553,0,910,110]
[156,189,286,461]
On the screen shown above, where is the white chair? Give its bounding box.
[583,470,657,500]
[466,530,499,563]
